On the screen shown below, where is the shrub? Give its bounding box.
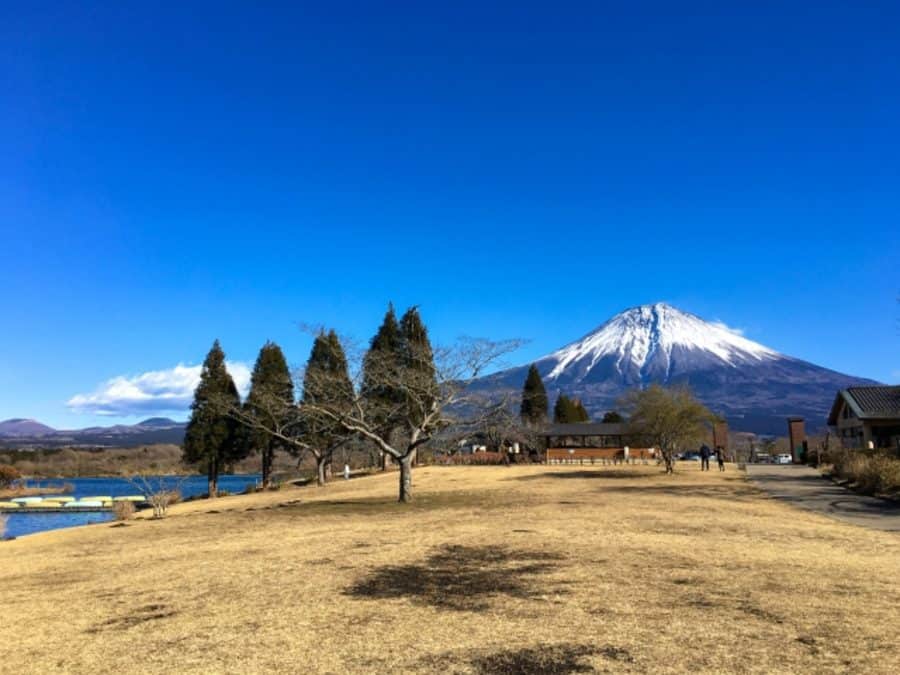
[441,452,506,466]
[112,501,135,521]
[830,450,900,497]
[147,490,180,519]
[0,464,22,489]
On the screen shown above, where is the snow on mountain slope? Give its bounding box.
[468,302,877,434]
[545,303,778,382]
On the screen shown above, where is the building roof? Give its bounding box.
[827,386,900,425]
[538,422,627,437]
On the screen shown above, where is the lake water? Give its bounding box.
[3,474,261,539]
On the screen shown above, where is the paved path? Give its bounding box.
[746,464,900,532]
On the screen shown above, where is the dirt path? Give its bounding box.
[746,464,900,532]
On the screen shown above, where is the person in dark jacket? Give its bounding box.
[715,446,725,471]
[699,444,712,471]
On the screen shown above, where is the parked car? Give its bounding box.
[774,454,793,464]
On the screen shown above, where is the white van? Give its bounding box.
[775,454,793,464]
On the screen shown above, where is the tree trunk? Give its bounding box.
[663,452,674,474]
[261,446,272,489]
[208,460,218,498]
[316,456,327,487]
[380,451,389,471]
[398,455,412,503]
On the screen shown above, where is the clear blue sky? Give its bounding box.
[1,2,898,428]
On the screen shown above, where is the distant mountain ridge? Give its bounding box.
[469,302,878,435]
[0,418,57,437]
[0,417,186,448]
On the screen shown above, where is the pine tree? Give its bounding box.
[301,330,354,485]
[399,306,438,466]
[553,394,589,423]
[572,398,591,422]
[244,341,294,488]
[602,410,624,423]
[553,394,574,423]
[519,364,548,427]
[361,303,404,469]
[183,340,243,498]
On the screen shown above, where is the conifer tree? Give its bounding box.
[602,410,624,423]
[183,340,243,498]
[244,341,294,488]
[553,394,590,423]
[572,397,591,422]
[553,394,573,423]
[399,306,439,464]
[361,303,404,469]
[519,364,548,427]
[301,330,354,486]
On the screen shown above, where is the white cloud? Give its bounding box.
[711,320,746,337]
[67,362,252,417]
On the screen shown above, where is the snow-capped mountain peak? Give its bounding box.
[545,303,779,383]
[467,302,876,434]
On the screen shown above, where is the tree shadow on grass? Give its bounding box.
[584,483,763,502]
[344,544,565,612]
[422,643,634,674]
[514,469,660,481]
[472,644,601,674]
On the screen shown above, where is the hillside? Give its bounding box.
[470,303,876,434]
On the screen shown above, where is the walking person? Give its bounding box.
[715,446,725,471]
[699,444,711,471]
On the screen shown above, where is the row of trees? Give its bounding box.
[183,305,518,502]
[184,313,717,498]
[518,364,622,425]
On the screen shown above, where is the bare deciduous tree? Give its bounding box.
[303,335,521,501]
[621,385,714,474]
[126,475,186,519]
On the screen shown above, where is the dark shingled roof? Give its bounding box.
[846,386,900,417]
[828,386,900,424]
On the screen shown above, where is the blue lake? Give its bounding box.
[3,474,261,539]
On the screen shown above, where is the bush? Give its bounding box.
[441,452,507,466]
[112,501,135,521]
[830,450,900,497]
[0,464,22,489]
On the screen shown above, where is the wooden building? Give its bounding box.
[827,386,900,450]
[538,423,655,463]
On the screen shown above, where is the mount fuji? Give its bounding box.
[471,303,877,434]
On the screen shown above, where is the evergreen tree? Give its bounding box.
[244,341,294,488]
[602,410,624,423]
[399,306,438,465]
[519,364,548,426]
[361,303,404,468]
[301,330,354,485]
[553,394,574,423]
[572,398,591,422]
[183,340,244,498]
[553,394,590,423]
[399,307,438,423]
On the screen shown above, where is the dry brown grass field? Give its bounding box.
[2,464,899,674]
